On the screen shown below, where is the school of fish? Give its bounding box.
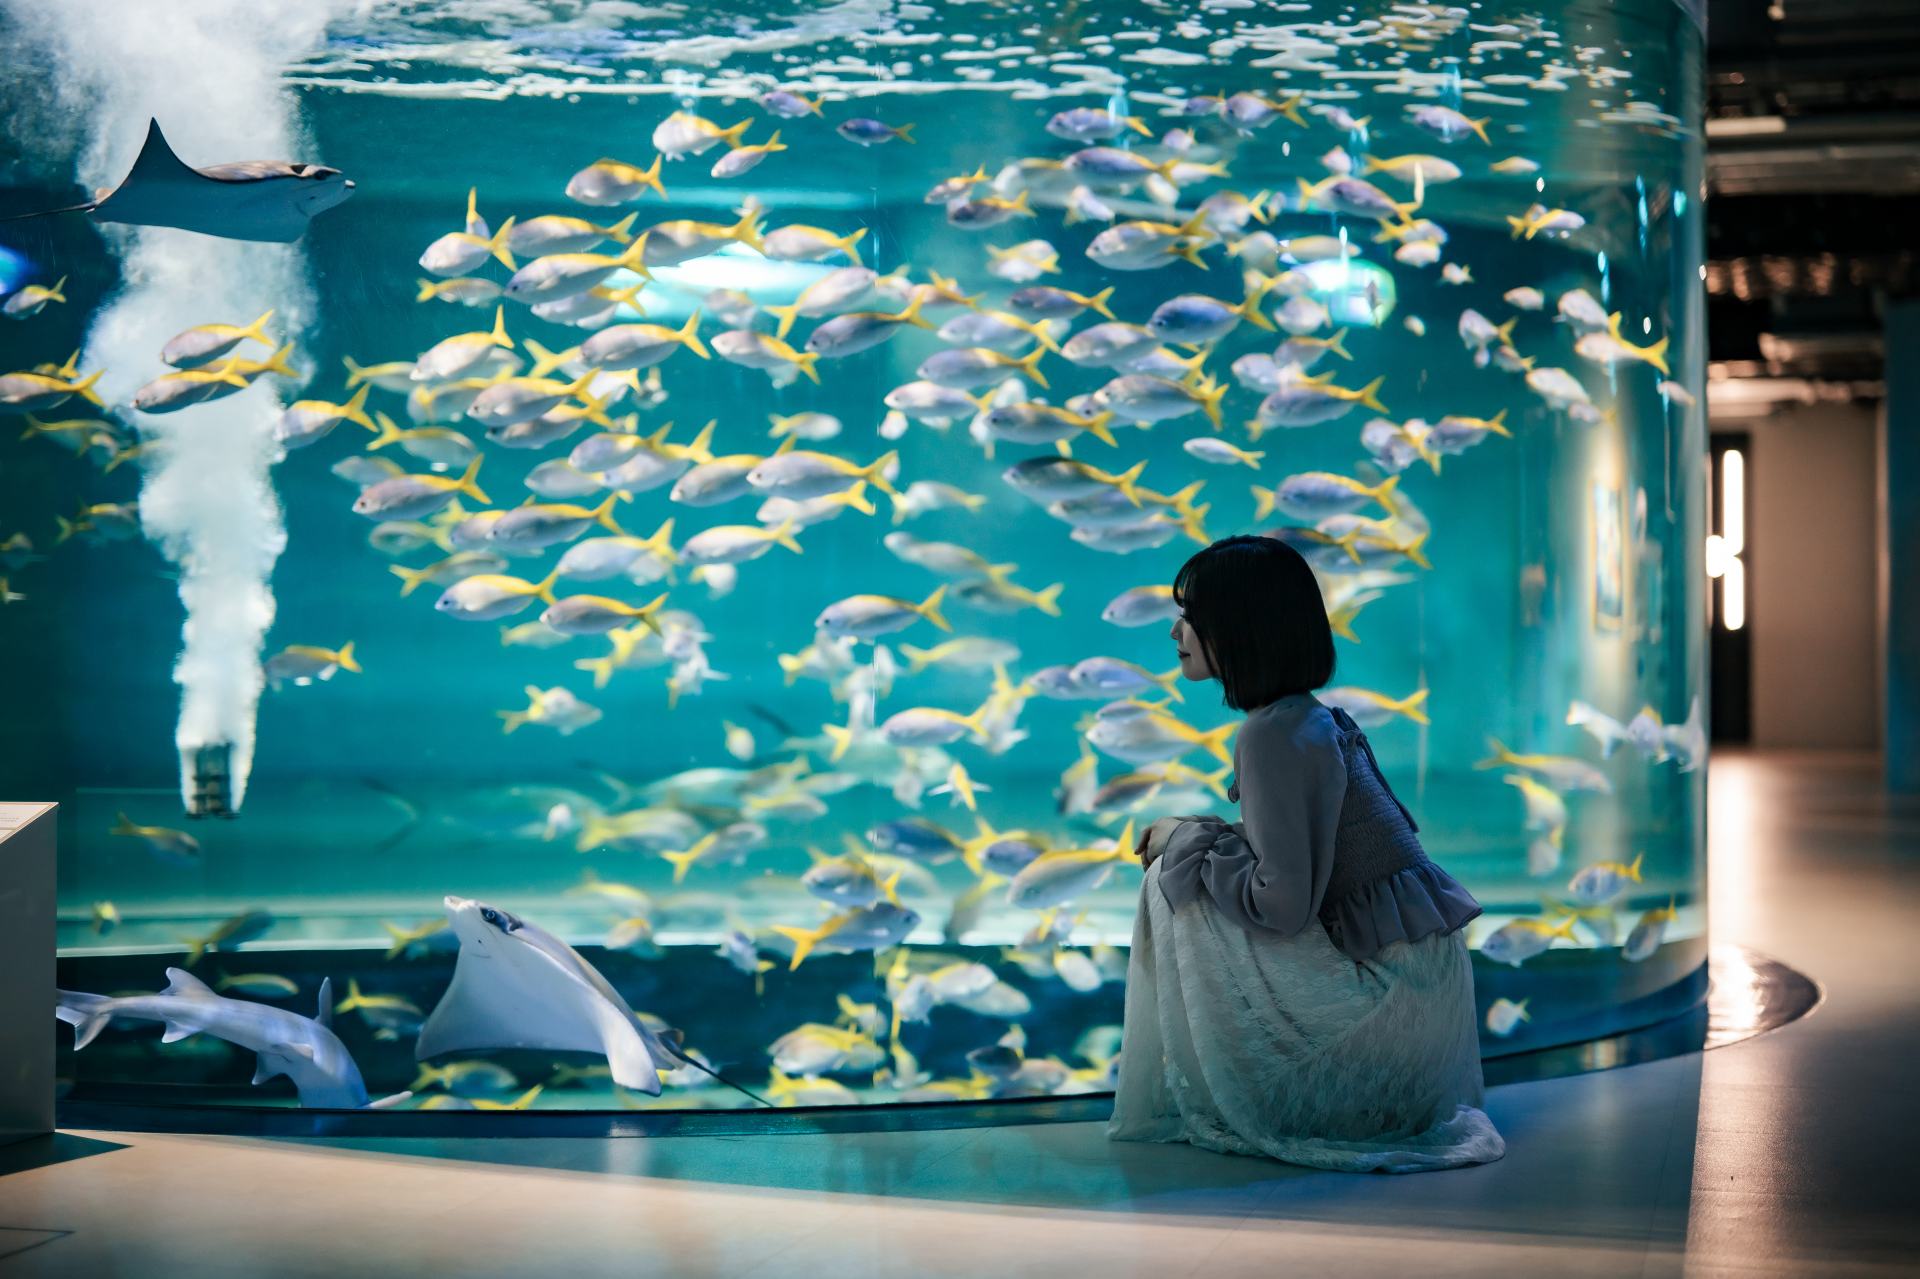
[6,0,1704,1102]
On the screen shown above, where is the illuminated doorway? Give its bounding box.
[1708,433,1751,743]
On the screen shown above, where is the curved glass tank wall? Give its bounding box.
[0,0,1706,1115]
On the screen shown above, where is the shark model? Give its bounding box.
[4,118,354,242]
[56,969,407,1108]
[417,895,764,1103]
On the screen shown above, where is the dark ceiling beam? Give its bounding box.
[1702,0,1920,381]
[1707,115,1920,195]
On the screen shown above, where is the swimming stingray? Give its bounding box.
[416,895,767,1103]
[4,118,353,242]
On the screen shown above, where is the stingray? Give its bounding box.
[416,895,770,1105]
[3,118,354,242]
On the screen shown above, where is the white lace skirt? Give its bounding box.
[1107,858,1507,1174]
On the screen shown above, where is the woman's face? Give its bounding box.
[1170,612,1216,682]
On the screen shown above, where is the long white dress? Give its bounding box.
[1108,860,1505,1173]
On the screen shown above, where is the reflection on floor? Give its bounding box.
[2,750,1915,1278]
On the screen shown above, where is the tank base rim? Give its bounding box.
[54,944,1814,1139]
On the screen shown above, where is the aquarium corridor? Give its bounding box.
[1,749,1909,1279]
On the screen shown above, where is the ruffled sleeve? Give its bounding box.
[1154,704,1347,937]
[1321,859,1483,961]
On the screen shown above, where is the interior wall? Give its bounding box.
[1726,401,1883,749]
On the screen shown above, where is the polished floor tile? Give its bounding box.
[2,750,1915,1278]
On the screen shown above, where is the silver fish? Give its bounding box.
[57,970,391,1108]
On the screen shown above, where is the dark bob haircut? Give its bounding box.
[1173,534,1336,711]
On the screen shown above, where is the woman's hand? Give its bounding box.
[1136,816,1186,868]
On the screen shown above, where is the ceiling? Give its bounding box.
[1705,0,1920,394]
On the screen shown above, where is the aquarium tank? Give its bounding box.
[0,0,1707,1114]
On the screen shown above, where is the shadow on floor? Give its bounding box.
[0,1227,74,1264]
[0,1132,127,1180]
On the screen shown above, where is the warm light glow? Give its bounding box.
[1723,557,1746,631]
[1706,115,1787,138]
[1722,449,1745,555]
[1704,533,1727,578]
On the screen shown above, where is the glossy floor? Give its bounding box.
[1,749,1913,1278]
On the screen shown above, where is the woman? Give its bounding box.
[1107,535,1505,1173]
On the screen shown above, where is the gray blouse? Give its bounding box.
[1154,692,1482,962]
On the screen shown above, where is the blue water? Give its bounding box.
[2,0,1708,1108]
